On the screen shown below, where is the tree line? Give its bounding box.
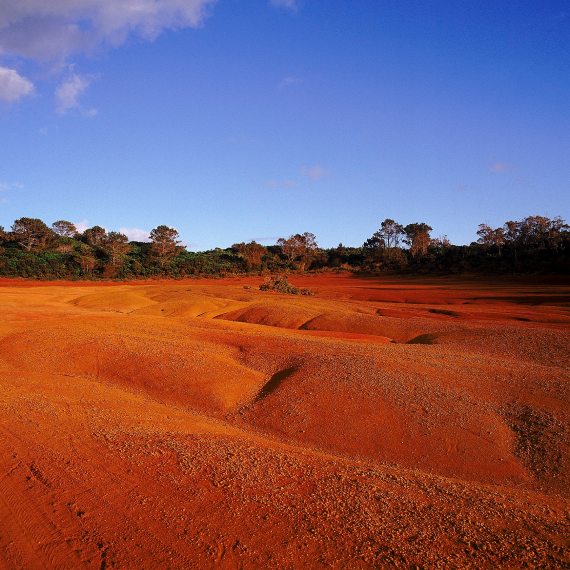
[0,215,568,280]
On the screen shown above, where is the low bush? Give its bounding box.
[259,275,315,296]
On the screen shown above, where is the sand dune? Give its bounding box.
[0,275,568,569]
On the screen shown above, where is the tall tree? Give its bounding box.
[516,215,569,250]
[11,217,54,251]
[99,232,130,268]
[74,244,98,274]
[379,219,404,249]
[52,220,77,237]
[277,232,318,271]
[149,225,182,268]
[82,226,107,246]
[403,223,432,257]
[363,231,384,250]
[363,219,404,262]
[477,224,505,255]
[503,220,519,261]
[545,216,569,251]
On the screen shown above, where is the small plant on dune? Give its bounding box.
[259,275,315,295]
[260,275,297,294]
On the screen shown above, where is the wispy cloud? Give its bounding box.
[0,181,23,204]
[269,0,298,11]
[301,166,328,181]
[0,181,24,191]
[456,185,468,192]
[119,227,150,242]
[489,160,515,173]
[0,0,218,62]
[0,66,34,102]
[55,72,98,114]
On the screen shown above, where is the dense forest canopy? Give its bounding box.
[0,215,568,280]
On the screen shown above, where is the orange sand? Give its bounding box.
[0,274,569,568]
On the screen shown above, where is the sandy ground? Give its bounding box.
[0,273,569,569]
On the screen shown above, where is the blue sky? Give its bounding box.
[1,0,568,250]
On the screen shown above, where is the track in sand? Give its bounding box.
[0,273,569,569]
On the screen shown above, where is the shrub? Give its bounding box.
[259,275,315,296]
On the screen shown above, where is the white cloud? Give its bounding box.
[55,73,96,113]
[301,165,328,181]
[269,0,298,11]
[120,227,150,242]
[0,0,218,62]
[74,219,89,233]
[0,66,34,101]
[0,181,24,191]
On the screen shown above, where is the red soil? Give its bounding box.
[0,274,569,569]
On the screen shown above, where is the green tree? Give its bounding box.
[403,223,433,257]
[277,232,318,271]
[503,220,519,261]
[149,225,182,268]
[11,217,54,251]
[477,224,505,255]
[363,219,404,264]
[82,226,107,246]
[73,243,97,275]
[52,220,78,237]
[379,219,404,249]
[100,231,130,269]
[232,241,267,270]
[55,236,75,254]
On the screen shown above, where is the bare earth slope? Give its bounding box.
[0,274,569,569]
